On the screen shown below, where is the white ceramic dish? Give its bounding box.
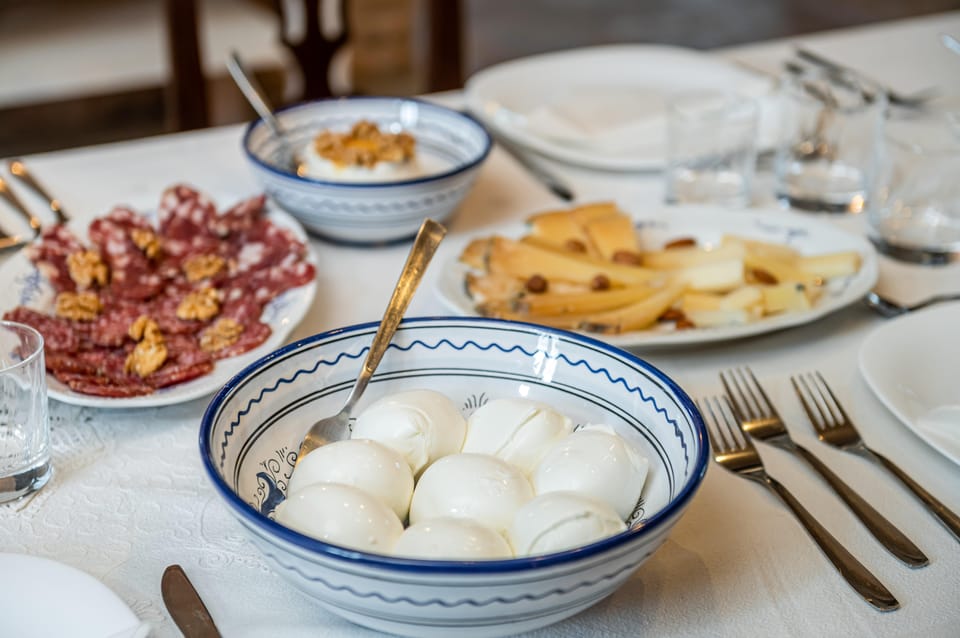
[858,302,960,465]
[435,205,878,348]
[200,317,708,638]
[243,97,491,245]
[0,207,317,409]
[0,553,149,638]
[465,45,777,171]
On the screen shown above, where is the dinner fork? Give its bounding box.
[721,367,928,567]
[7,160,70,225]
[0,176,42,239]
[698,396,899,611]
[792,372,960,542]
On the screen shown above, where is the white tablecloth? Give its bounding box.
[1,11,959,637]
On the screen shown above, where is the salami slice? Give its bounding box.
[88,207,163,301]
[3,307,79,353]
[25,225,85,294]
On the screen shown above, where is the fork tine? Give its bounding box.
[815,371,853,424]
[699,396,751,453]
[745,367,779,417]
[721,368,758,420]
[799,373,839,428]
[791,375,827,432]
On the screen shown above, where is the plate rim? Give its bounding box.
[434,204,879,349]
[464,43,776,171]
[858,302,960,466]
[1,204,318,409]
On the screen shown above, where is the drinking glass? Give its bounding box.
[868,107,960,263]
[774,66,886,213]
[665,92,758,208]
[0,321,50,502]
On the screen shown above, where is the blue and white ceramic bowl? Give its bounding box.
[242,97,491,245]
[200,318,708,637]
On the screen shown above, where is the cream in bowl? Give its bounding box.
[298,120,425,183]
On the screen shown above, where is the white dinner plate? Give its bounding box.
[435,205,878,348]
[465,45,778,171]
[1,204,317,409]
[0,553,149,638]
[858,302,960,466]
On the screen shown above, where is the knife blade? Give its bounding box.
[161,564,222,638]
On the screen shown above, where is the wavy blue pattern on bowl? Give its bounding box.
[215,335,690,476]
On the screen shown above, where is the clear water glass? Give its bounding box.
[0,321,50,502]
[665,92,758,208]
[869,107,960,262]
[774,66,886,213]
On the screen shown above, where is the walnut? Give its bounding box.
[66,250,108,289]
[199,318,244,352]
[128,315,161,342]
[182,254,225,283]
[313,120,416,169]
[176,287,221,321]
[125,336,167,377]
[130,228,161,259]
[55,291,102,321]
[125,315,167,377]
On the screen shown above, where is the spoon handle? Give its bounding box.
[226,52,284,138]
[341,219,447,414]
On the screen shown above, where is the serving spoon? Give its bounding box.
[225,51,298,173]
[295,218,447,466]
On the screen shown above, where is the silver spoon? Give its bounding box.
[295,218,447,465]
[864,291,960,318]
[226,51,298,172]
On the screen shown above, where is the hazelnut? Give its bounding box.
[664,237,697,249]
[590,274,611,291]
[612,250,643,266]
[525,274,548,294]
[658,308,686,322]
[749,268,778,285]
[564,239,587,253]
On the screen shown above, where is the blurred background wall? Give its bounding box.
[0,0,957,156]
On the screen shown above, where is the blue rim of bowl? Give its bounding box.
[199,316,709,574]
[241,96,493,188]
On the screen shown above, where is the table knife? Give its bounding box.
[161,564,222,638]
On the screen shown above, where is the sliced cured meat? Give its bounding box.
[157,184,221,261]
[9,185,313,398]
[209,320,271,360]
[211,194,266,236]
[57,373,154,397]
[25,225,85,294]
[3,307,79,352]
[89,207,164,301]
[223,259,316,305]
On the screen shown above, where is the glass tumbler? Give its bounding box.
[0,321,50,502]
[774,66,886,213]
[868,109,960,263]
[664,92,759,208]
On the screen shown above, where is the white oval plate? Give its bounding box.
[859,302,960,466]
[1,206,317,409]
[435,205,878,348]
[0,553,149,638]
[465,44,777,172]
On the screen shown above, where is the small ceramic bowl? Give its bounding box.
[199,317,708,638]
[242,97,491,245]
